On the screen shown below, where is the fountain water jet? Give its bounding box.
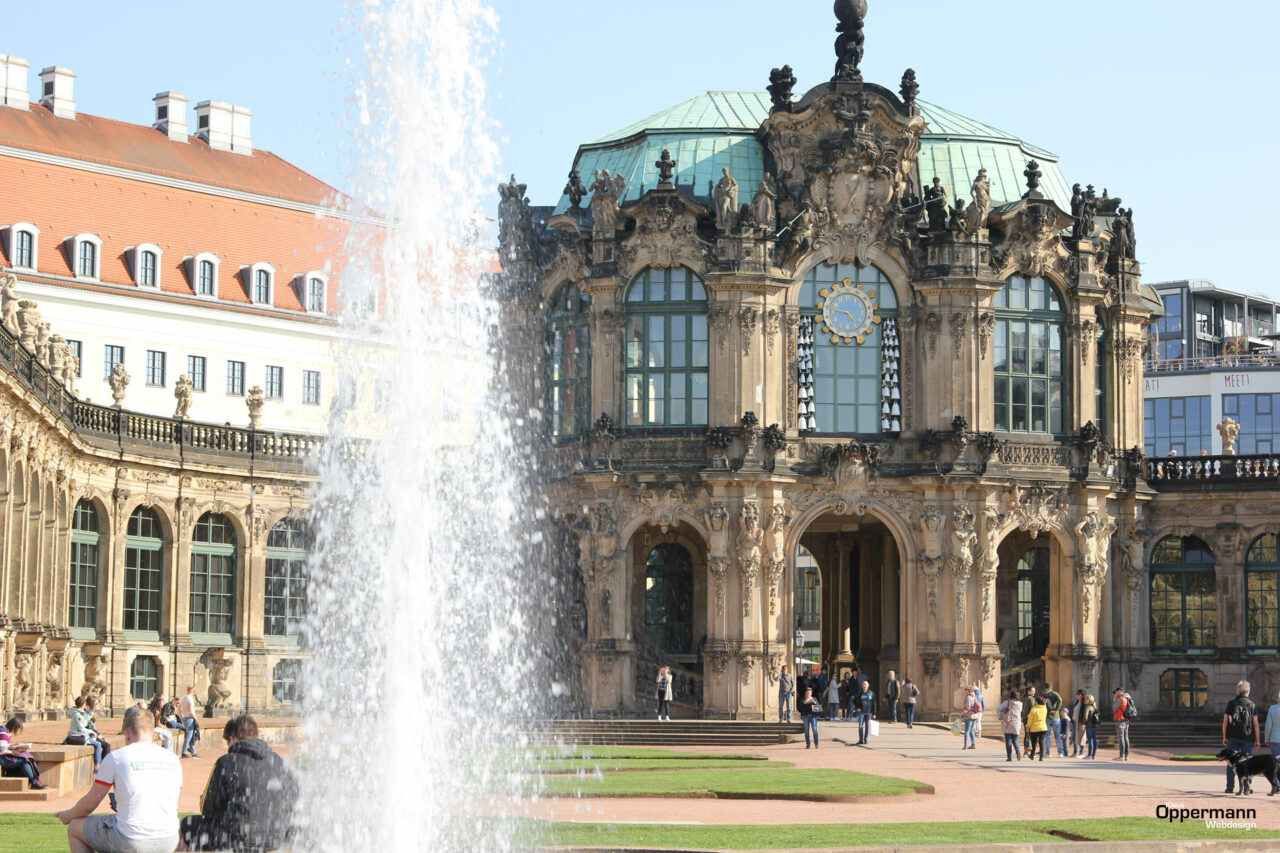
[295,1,555,848]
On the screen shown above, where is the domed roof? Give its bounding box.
[554,90,1071,217]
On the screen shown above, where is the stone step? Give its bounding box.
[0,776,29,791]
[0,788,51,802]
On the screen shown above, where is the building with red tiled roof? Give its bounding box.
[0,54,367,431]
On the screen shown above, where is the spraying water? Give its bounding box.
[294,1,554,848]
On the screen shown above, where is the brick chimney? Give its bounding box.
[38,66,75,119]
[0,54,29,110]
[153,91,188,142]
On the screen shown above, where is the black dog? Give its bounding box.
[1216,748,1279,795]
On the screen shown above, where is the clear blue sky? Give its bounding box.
[4,0,1277,297]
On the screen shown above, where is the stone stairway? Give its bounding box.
[526,719,803,747]
[0,774,51,803]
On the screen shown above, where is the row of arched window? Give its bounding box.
[127,656,301,704]
[1151,533,1280,652]
[546,263,1100,440]
[69,500,310,638]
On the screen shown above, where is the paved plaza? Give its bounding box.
[518,721,1280,832]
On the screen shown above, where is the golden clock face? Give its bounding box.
[817,279,881,344]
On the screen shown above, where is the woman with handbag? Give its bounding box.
[997,690,1023,761]
[960,687,980,749]
[656,666,673,722]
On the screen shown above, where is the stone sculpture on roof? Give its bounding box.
[967,167,991,232]
[832,0,868,82]
[753,174,778,232]
[714,168,739,230]
[588,169,626,231]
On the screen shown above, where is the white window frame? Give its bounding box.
[130,243,163,288]
[71,232,103,280]
[246,262,275,304]
[298,271,328,313]
[188,252,220,298]
[3,223,40,271]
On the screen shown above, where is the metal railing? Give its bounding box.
[1144,352,1280,373]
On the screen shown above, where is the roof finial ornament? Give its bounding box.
[564,168,587,209]
[832,0,868,83]
[768,65,797,112]
[655,149,676,189]
[1023,160,1043,196]
[899,68,919,108]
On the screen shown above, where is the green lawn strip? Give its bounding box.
[1168,753,1219,761]
[0,813,64,853]
[536,758,795,773]
[530,745,768,761]
[516,817,1280,849]
[534,767,928,799]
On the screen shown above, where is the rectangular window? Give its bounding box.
[265,557,308,636]
[67,340,82,376]
[103,345,124,380]
[198,260,215,295]
[1143,395,1211,456]
[69,539,98,629]
[254,269,271,303]
[140,251,157,286]
[186,355,206,392]
[226,360,245,396]
[265,365,284,399]
[123,546,162,632]
[78,241,96,278]
[189,552,235,635]
[307,278,325,312]
[145,350,166,386]
[302,370,321,405]
[15,231,33,268]
[1156,292,1183,335]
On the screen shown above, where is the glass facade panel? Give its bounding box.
[622,268,707,427]
[1143,396,1212,456]
[1223,394,1280,454]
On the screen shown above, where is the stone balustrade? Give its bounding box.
[1144,453,1280,488]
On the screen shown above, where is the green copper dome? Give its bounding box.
[554,91,1071,217]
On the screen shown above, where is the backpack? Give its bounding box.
[1085,706,1100,728]
[1229,698,1254,737]
[1122,694,1138,721]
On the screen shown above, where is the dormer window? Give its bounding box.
[131,243,163,288]
[300,272,327,313]
[246,262,275,304]
[187,252,219,297]
[3,223,39,271]
[71,233,102,280]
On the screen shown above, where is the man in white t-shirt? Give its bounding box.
[58,705,182,853]
[178,685,200,758]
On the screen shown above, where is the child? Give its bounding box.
[1056,708,1072,758]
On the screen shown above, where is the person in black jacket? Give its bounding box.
[179,715,297,852]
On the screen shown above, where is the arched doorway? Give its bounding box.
[644,543,694,656]
[794,545,821,669]
[997,532,1065,693]
[795,510,903,688]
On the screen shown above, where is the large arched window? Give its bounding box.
[547,283,591,438]
[624,267,708,427]
[69,499,100,631]
[265,519,311,637]
[1150,535,1216,651]
[993,275,1065,435]
[644,543,693,655]
[1246,534,1280,651]
[191,513,236,636]
[124,507,164,634]
[798,262,899,434]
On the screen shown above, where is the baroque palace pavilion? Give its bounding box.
[499,3,1280,720]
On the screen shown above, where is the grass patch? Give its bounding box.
[516,817,1280,849]
[533,767,928,800]
[0,814,64,853]
[1168,753,1219,761]
[529,745,768,761]
[537,757,795,773]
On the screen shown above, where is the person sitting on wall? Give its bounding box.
[0,717,47,790]
[58,705,183,853]
[65,696,110,770]
[179,715,298,852]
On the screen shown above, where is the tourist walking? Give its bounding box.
[1111,686,1132,761]
[1070,689,1087,756]
[854,678,875,745]
[901,677,919,727]
[1264,688,1280,759]
[656,666,673,721]
[885,670,900,723]
[960,687,980,749]
[1083,693,1099,759]
[824,675,841,720]
[58,706,182,853]
[800,687,821,748]
[179,685,202,758]
[0,717,47,789]
[997,690,1023,761]
[1222,680,1261,792]
[777,665,795,723]
[1026,696,1049,760]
